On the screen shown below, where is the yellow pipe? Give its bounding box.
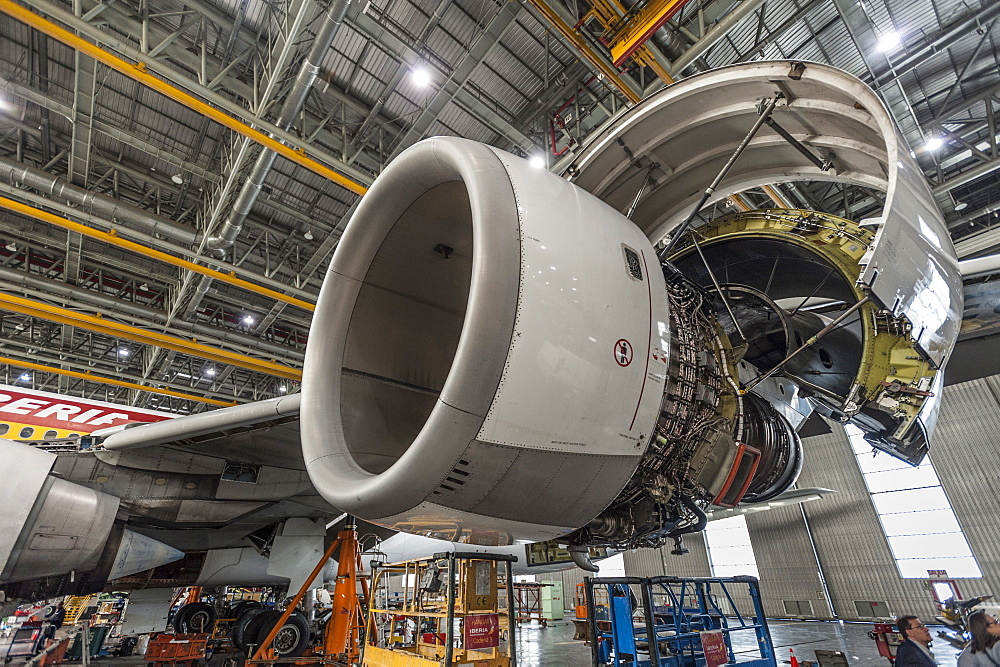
[0,294,302,381]
[0,0,368,197]
[0,196,315,313]
[728,193,752,212]
[0,356,237,406]
[762,184,792,209]
[522,0,641,105]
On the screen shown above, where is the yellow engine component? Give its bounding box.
[667,209,939,444]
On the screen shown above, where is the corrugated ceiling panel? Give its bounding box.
[330,27,369,64]
[381,0,429,41]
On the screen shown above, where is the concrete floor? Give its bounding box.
[514,617,963,666]
[5,619,963,664]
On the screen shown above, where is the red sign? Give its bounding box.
[700,630,729,667]
[0,386,172,433]
[464,614,500,650]
[614,339,633,366]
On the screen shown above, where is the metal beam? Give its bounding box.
[609,0,689,66]
[668,0,767,75]
[0,195,315,312]
[0,0,369,196]
[0,293,302,380]
[520,0,641,104]
[932,154,1000,196]
[0,355,236,406]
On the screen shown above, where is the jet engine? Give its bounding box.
[0,440,184,599]
[301,61,961,552]
[300,136,800,548]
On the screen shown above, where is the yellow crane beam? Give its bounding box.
[0,196,315,313]
[0,293,302,381]
[609,0,689,66]
[522,0,641,105]
[579,1,673,86]
[0,356,237,407]
[0,0,368,197]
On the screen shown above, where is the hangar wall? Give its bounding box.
[540,375,1000,621]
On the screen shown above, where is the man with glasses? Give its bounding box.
[895,615,938,665]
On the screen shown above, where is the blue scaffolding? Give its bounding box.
[584,575,777,667]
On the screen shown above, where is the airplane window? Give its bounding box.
[44,430,58,439]
[20,427,35,438]
[0,423,8,435]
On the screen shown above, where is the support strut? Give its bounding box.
[660,92,783,259]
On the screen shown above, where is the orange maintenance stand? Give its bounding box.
[144,632,209,666]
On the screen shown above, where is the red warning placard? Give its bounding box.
[464,613,500,650]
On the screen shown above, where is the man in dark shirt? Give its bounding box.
[894,615,938,666]
[42,602,66,643]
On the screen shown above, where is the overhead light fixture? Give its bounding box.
[19,373,31,382]
[278,385,287,393]
[412,68,431,88]
[139,282,149,291]
[954,199,968,212]
[529,156,545,169]
[303,229,314,240]
[877,31,900,52]
[4,242,15,251]
[243,315,255,325]
[118,347,130,357]
[925,136,943,151]
[171,174,184,185]
[206,367,216,377]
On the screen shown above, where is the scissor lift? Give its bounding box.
[584,575,777,667]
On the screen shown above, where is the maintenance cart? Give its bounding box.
[584,575,777,666]
[363,551,518,666]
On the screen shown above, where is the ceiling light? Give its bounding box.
[19,373,31,382]
[954,200,968,212]
[925,136,943,151]
[278,385,287,393]
[243,315,255,325]
[171,174,184,185]
[139,282,149,291]
[206,367,216,377]
[877,31,900,52]
[118,347,130,357]
[303,229,314,240]
[412,68,431,87]
[4,242,15,252]
[529,156,545,169]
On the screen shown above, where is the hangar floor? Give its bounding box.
[32,618,961,664]
[514,618,961,666]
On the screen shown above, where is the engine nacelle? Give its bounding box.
[0,440,119,582]
[0,440,184,596]
[301,138,799,546]
[302,137,671,543]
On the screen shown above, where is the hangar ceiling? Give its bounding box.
[0,0,997,410]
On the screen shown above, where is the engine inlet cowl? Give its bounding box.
[301,137,671,544]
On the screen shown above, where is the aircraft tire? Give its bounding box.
[175,602,217,634]
[250,611,311,658]
[233,607,267,652]
[227,600,262,622]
